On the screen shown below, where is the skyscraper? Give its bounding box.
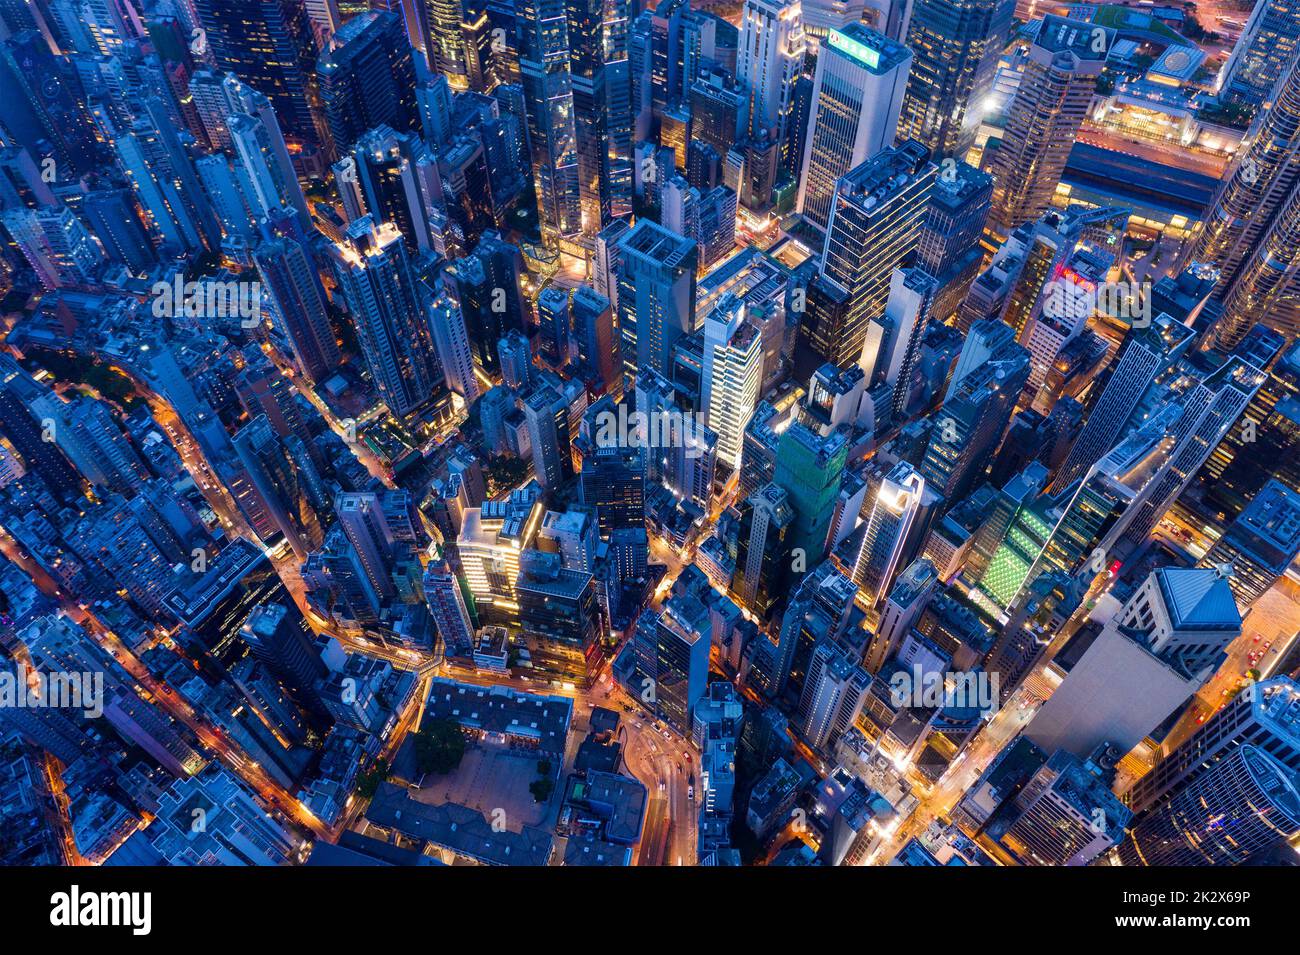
[920,327,1029,503]
[916,161,993,322]
[852,461,927,607]
[427,290,481,405]
[986,15,1110,237]
[702,294,764,470]
[615,219,698,384]
[316,11,418,159]
[1049,313,1196,494]
[733,483,796,616]
[522,381,575,489]
[518,0,583,263]
[897,0,1013,159]
[993,749,1131,866]
[773,419,848,562]
[0,386,82,503]
[194,0,322,145]
[1120,744,1300,866]
[1199,480,1300,608]
[1218,0,1300,106]
[330,216,448,424]
[1125,676,1300,815]
[737,0,806,164]
[572,285,620,396]
[568,0,612,243]
[442,231,528,375]
[1106,357,1266,554]
[1025,567,1242,759]
[796,641,871,751]
[580,444,647,534]
[808,140,935,368]
[632,601,711,732]
[410,0,469,82]
[796,24,911,236]
[253,237,342,385]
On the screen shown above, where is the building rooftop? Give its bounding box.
[424,678,573,753]
[1155,566,1242,633]
[366,784,553,866]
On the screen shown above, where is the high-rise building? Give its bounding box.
[537,285,573,369]
[568,0,612,244]
[689,65,750,163]
[986,15,1110,237]
[522,381,575,489]
[581,443,647,535]
[427,290,481,405]
[0,386,82,503]
[808,140,935,368]
[1125,676,1300,815]
[869,267,938,422]
[456,485,545,622]
[615,219,698,384]
[572,286,620,395]
[1106,357,1266,554]
[1120,743,1300,866]
[409,0,470,82]
[1187,52,1300,344]
[1200,480,1300,608]
[193,0,322,145]
[443,231,527,375]
[920,328,1029,503]
[897,0,1013,159]
[1218,0,1300,106]
[916,161,993,322]
[797,641,871,751]
[330,216,449,424]
[738,0,807,174]
[0,206,104,289]
[631,601,711,731]
[31,395,148,494]
[346,125,433,253]
[852,461,927,608]
[773,419,848,562]
[702,293,765,470]
[993,749,1131,866]
[796,24,911,236]
[240,602,328,716]
[518,0,583,262]
[424,555,476,657]
[316,11,418,158]
[233,416,322,559]
[1025,567,1242,759]
[254,237,342,385]
[1049,313,1196,494]
[733,483,796,616]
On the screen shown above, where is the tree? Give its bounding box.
[356,759,391,799]
[414,719,467,776]
[529,778,554,802]
[486,455,530,495]
[537,759,552,776]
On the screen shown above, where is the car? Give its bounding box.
[1254,634,1262,643]
[687,786,694,800]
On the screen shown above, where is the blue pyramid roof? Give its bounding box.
[1156,567,1242,632]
